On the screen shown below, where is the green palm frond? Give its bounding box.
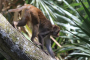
[24,0,90,59]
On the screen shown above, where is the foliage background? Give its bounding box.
[1,0,90,60]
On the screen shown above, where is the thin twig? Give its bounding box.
[50,36,62,48]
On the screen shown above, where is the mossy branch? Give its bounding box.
[0,13,55,60]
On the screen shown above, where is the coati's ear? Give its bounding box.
[52,25,60,30]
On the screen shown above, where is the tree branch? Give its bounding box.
[0,13,55,60]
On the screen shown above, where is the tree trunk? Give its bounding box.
[0,13,55,60]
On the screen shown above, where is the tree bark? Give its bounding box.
[0,13,55,60]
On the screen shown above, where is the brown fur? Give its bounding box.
[8,4,60,58]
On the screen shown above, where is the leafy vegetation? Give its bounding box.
[25,0,90,60]
[1,0,90,60]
